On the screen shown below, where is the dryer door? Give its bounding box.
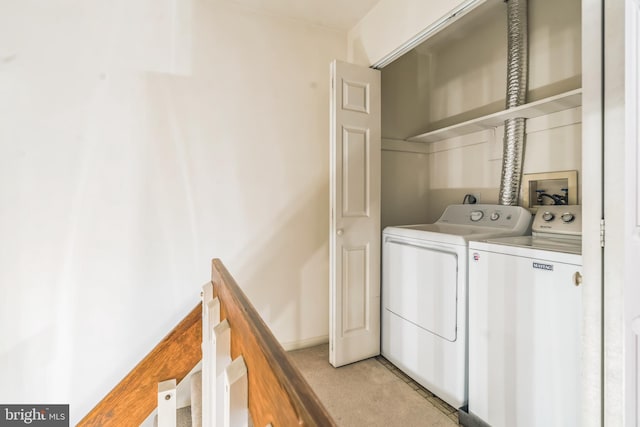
[383,237,459,341]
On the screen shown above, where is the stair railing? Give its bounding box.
[78,305,202,426]
[200,259,335,427]
[80,259,336,427]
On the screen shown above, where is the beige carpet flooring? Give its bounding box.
[288,344,459,427]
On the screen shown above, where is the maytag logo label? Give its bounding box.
[0,405,68,426]
[533,262,554,271]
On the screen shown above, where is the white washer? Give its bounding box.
[382,204,532,409]
[467,205,582,427]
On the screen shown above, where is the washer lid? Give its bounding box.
[383,223,529,245]
[479,235,582,255]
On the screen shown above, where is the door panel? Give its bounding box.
[342,245,369,335]
[342,80,370,113]
[342,127,369,217]
[330,60,381,367]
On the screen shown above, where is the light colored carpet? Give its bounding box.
[288,344,459,427]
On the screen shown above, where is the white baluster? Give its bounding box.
[224,356,248,427]
[158,379,177,427]
[202,282,221,427]
[214,319,231,427]
[201,283,211,427]
[207,299,221,345]
[633,317,640,424]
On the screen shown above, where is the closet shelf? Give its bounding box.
[406,88,582,143]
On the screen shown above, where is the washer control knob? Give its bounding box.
[470,211,484,222]
[336,229,344,236]
[561,212,575,223]
[490,212,500,221]
[541,211,555,222]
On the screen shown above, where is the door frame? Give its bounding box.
[582,0,605,426]
[602,0,640,425]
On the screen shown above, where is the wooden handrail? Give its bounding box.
[78,304,202,426]
[212,259,337,427]
[80,259,335,426]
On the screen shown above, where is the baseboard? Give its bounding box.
[281,335,329,351]
[458,406,491,427]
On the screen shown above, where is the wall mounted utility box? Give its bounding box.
[521,170,578,211]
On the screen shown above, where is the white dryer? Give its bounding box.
[382,204,532,409]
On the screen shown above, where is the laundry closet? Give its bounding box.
[380,0,582,228]
[330,0,583,356]
[377,0,585,421]
[329,0,585,414]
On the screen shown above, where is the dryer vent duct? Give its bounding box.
[499,0,528,206]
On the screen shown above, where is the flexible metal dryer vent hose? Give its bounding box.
[498,0,528,206]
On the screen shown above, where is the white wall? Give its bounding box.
[378,0,582,223]
[0,0,346,422]
[381,144,430,228]
[349,0,582,72]
[382,110,582,225]
[380,0,581,141]
[347,0,468,66]
[429,109,582,222]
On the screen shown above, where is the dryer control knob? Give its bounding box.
[470,211,484,222]
[561,212,575,223]
[490,212,500,221]
[541,211,555,222]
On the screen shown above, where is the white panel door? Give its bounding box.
[330,60,381,367]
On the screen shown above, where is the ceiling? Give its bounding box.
[228,0,383,31]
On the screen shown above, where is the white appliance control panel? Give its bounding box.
[437,204,531,230]
[533,205,581,236]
